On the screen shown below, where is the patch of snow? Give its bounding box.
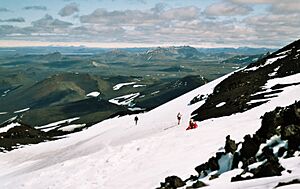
[58,124,86,132]
[246,99,269,105]
[128,107,146,111]
[277,49,291,55]
[257,135,287,157]
[264,73,300,89]
[268,66,281,77]
[2,89,10,96]
[133,84,146,88]
[244,55,287,71]
[13,108,30,114]
[265,55,287,66]
[240,56,249,60]
[86,91,100,97]
[109,93,140,106]
[216,102,226,108]
[113,82,136,90]
[139,95,145,98]
[151,91,160,95]
[241,172,254,178]
[250,89,272,96]
[0,122,21,133]
[0,112,8,115]
[248,160,267,170]
[36,117,80,130]
[232,66,240,69]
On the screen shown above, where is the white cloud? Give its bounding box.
[58,3,79,17]
[230,0,300,14]
[204,2,253,16]
[0,7,11,12]
[0,17,25,23]
[0,2,299,48]
[161,6,200,20]
[23,6,47,11]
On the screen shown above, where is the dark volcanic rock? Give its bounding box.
[281,124,300,139]
[225,135,237,154]
[192,180,208,188]
[256,110,280,139]
[157,176,185,189]
[0,121,53,152]
[240,134,260,160]
[251,158,284,178]
[277,147,286,157]
[231,102,300,182]
[208,156,220,171]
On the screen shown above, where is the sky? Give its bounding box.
[0,0,299,48]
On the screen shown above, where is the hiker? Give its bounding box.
[177,112,182,125]
[134,116,139,125]
[186,119,198,130]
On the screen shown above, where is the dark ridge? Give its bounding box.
[191,39,300,121]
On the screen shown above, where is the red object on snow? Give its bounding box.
[186,121,198,130]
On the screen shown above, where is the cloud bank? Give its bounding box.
[0,1,299,48]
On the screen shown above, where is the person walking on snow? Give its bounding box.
[134,116,139,125]
[177,112,182,125]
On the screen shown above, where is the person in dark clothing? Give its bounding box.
[177,112,182,125]
[134,116,139,125]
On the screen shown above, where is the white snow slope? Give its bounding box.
[0,73,299,189]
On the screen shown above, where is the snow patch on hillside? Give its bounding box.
[0,122,21,133]
[216,102,226,107]
[113,82,136,90]
[58,124,86,132]
[86,91,100,97]
[244,55,287,71]
[109,93,140,106]
[13,108,30,114]
[35,117,80,132]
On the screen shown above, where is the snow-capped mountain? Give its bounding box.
[0,40,299,189]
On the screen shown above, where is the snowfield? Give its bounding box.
[0,72,299,189]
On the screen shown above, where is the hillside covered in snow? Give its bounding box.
[0,40,299,189]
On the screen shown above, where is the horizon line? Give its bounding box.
[0,40,279,49]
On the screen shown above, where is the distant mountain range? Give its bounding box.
[0,45,276,56]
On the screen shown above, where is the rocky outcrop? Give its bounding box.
[158,101,300,187]
[186,181,207,188]
[157,176,186,189]
[0,120,54,152]
[225,135,237,154]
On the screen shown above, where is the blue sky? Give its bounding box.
[0,0,299,48]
